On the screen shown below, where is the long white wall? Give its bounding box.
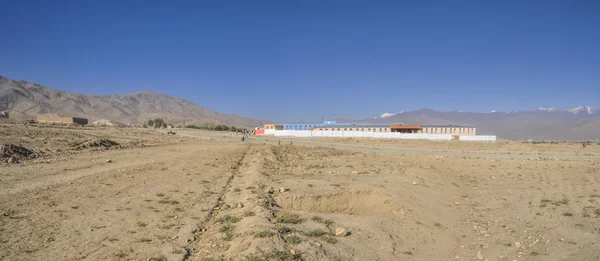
[267,130,491,142]
[459,135,496,142]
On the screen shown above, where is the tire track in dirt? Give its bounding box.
[186,145,324,261]
[181,144,252,260]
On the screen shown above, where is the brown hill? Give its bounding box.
[0,75,265,127]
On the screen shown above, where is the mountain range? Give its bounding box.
[0,75,264,127]
[1,75,598,140]
[345,107,599,140]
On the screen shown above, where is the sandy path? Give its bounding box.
[0,140,249,260]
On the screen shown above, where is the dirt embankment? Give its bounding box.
[0,122,183,163]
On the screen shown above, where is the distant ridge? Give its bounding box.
[0,75,265,127]
[365,107,599,140]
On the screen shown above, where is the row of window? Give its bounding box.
[276,126,475,133]
[284,125,319,130]
[315,128,388,132]
[424,128,474,134]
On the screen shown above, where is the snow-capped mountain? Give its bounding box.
[568,106,595,115]
[537,107,559,112]
[376,111,404,119]
[360,106,600,140]
[537,106,596,114]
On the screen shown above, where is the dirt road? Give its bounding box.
[1,138,250,260]
[1,126,600,261]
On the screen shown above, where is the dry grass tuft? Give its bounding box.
[276,212,302,224]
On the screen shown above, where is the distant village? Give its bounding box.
[0,112,251,132]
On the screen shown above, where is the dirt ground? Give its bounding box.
[1,123,599,261]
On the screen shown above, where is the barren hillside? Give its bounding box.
[0,75,264,127]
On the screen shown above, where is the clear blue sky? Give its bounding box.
[1,1,599,122]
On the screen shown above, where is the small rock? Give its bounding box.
[279,187,288,192]
[106,159,112,163]
[7,157,15,164]
[266,187,274,194]
[290,249,296,255]
[412,181,418,185]
[237,203,244,208]
[335,228,348,237]
[514,242,521,248]
[476,254,484,260]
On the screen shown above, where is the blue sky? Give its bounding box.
[1,1,599,122]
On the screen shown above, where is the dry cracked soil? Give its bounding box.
[1,122,600,261]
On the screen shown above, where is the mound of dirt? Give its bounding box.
[1,144,37,160]
[271,145,353,164]
[75,139,120,149]
[276,190,403,215]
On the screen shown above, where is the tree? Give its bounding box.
[153,118,165,128]
[142,122,148,128]
[231,126,237,132]
[147,119,154,128]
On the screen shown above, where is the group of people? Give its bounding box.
[241,129,249,142]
